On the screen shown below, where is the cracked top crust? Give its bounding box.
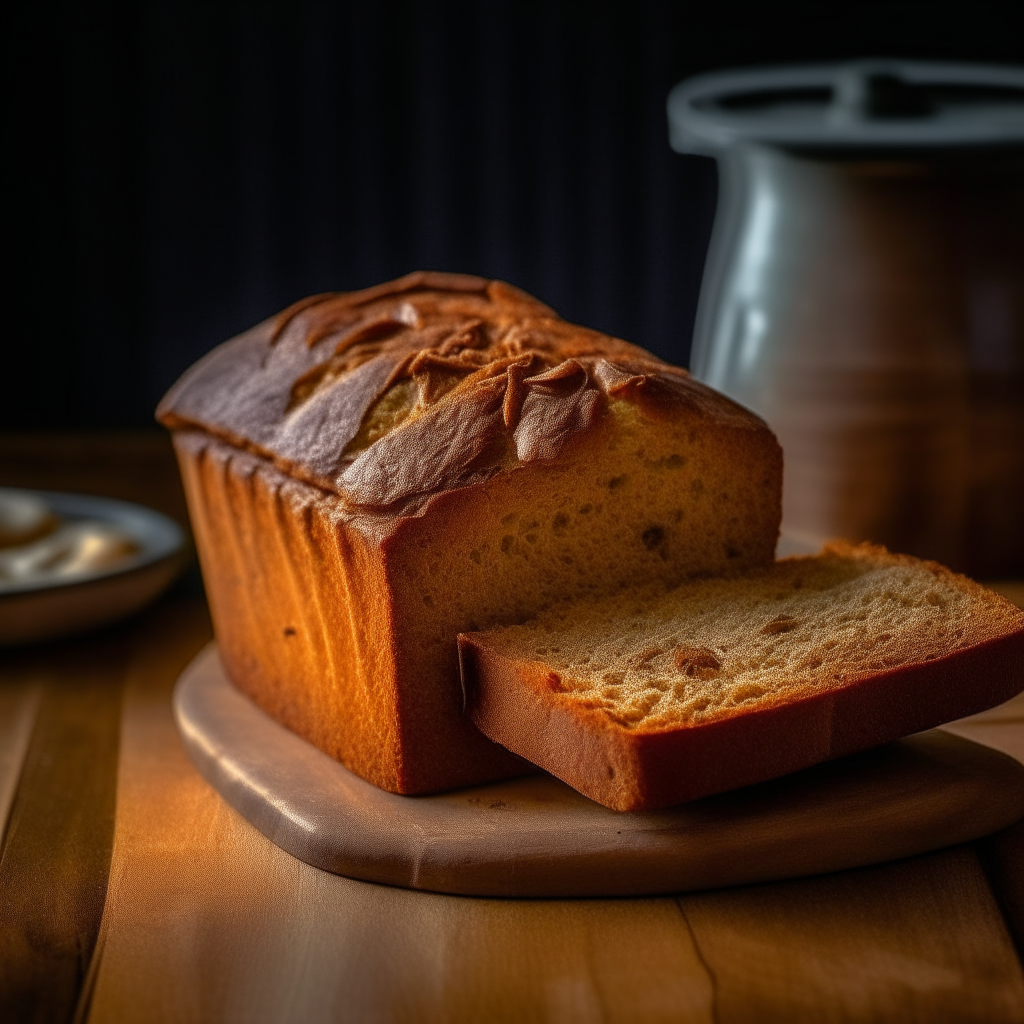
[158,271,769,516]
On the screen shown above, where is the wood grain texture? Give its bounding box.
[88,607,717,1023]
[174,642,1024,898]
[941,672,1024,953]
[942,597,1024,962]
[980,820,1024,958]
[0,634,127,1024]
[86,598,1024,1023]
[679,847,1024,1023]
[0,683,40,841]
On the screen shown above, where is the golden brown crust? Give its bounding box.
[462,627,1024,812]
[461,544,1024,811]
[158,272,771,517]
[174,429,528,793]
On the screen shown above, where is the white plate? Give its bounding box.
[0,490,188,646]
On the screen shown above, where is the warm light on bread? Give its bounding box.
[159,272,783,794]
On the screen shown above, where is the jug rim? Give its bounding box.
[668,60,1024,155]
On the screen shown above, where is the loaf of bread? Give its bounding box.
[158,272,783,794]
[460,541,1024,811]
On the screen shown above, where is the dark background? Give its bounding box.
[6,1,1023,429]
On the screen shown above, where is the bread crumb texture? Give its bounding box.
[390,395,780,660]
[473,543,1024,732]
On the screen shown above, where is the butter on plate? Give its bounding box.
[0,488,59,548]
[0,489,138,592]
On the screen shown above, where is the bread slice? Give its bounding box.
[460,542,1024,811]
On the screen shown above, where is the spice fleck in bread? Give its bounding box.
[158,272,782,794]
[460,542,1024,810]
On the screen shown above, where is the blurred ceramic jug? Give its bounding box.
[669,61,1024,577]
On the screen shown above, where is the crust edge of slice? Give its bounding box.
[460,628,1024,812]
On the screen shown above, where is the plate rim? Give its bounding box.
[0,488,188,599]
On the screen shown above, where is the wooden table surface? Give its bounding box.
[2,433,1024,1024]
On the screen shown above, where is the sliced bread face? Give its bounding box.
[460,543,1024,811]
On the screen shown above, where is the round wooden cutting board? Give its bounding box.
[173,643,1024,898]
